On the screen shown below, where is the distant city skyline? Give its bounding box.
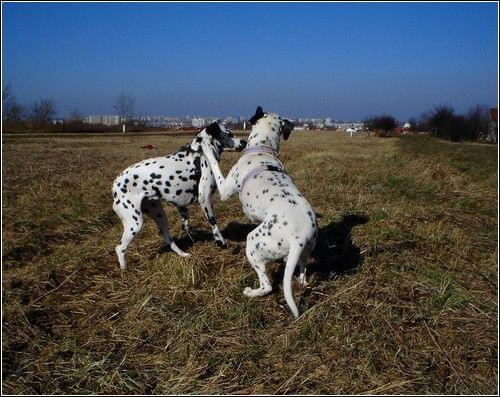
[2,2,498,121]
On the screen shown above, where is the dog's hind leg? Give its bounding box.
[242,227,273,298]
[297,259,307,285]
[142,198,190,258]
[296,248,312,285]
[113,196,144,270]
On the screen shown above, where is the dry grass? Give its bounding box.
[2,131,497,394]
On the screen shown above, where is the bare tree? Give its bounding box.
[30,99,56,124]
[466,105,490,140]
[115,91,135,122]
[69,108,84,122]
[2,83,14,112]
[5,102,26,124]
[2,84,28,132]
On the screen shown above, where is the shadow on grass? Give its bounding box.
[159,229,214,253]
[310,213,369,280]
[157,222,258,253]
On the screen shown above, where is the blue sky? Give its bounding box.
[2,2,498,120]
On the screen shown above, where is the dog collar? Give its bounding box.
[242,146,278,157]
[240,164,285,193]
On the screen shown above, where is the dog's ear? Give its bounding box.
[205,122,221,139]
[282,119,294,140]
[249,106,264,125]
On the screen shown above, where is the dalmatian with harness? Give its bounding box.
[201,107,318,318]
[112,122,246,269]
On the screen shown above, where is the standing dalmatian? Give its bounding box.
[201,107,318,318]
[112,122,246,270]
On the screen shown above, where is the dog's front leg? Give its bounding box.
[201,142,238,201]
[198,165,227,248]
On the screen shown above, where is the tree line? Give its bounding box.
[2,85,146,133]
[3,84,497,142]
[363,104,497,142]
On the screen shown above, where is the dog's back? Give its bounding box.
[112,151,202,208]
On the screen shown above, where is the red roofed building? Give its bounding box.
[490,107,497,122]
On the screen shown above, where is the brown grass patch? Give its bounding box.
[2,131,497,394]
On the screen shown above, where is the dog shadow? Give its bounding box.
[219,213,369,285]
[221,222,257,242]
[159,229,214,253]
[162,213,369,285]
[159,221,257,253]
[309,213,369,280]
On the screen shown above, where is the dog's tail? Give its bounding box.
[283,242,303,319]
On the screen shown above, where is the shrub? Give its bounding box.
[422,105,492,142]
[363,114,398,137]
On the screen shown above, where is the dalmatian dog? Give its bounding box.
[112,122,246,270]
[201,107,318,318]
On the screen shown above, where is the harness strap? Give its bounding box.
[242,145,278,157]
[240,164,285,193]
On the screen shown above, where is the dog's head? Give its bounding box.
[198,122,246,156]
[248,106,295,142]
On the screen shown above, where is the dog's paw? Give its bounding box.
[173,249,190,258]
[243,286,271,298]
[243,287,256,297]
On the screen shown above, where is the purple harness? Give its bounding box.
[239,146,285,192]
[242,145,277,156]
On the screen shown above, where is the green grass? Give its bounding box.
[2,131,497,394]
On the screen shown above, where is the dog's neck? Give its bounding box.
[246,120,281,154]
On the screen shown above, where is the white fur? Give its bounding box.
[112,123,245,270]
[202,111,318,318]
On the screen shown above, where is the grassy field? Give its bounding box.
[2,131,497,394]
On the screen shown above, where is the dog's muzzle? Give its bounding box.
[236,140,247,151]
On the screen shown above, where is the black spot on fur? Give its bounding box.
[152,186,161,197]
[206,122,221,140]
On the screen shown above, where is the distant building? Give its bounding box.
[334,122,364,131]
[86,115,121,126]
[191,118,206,128]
